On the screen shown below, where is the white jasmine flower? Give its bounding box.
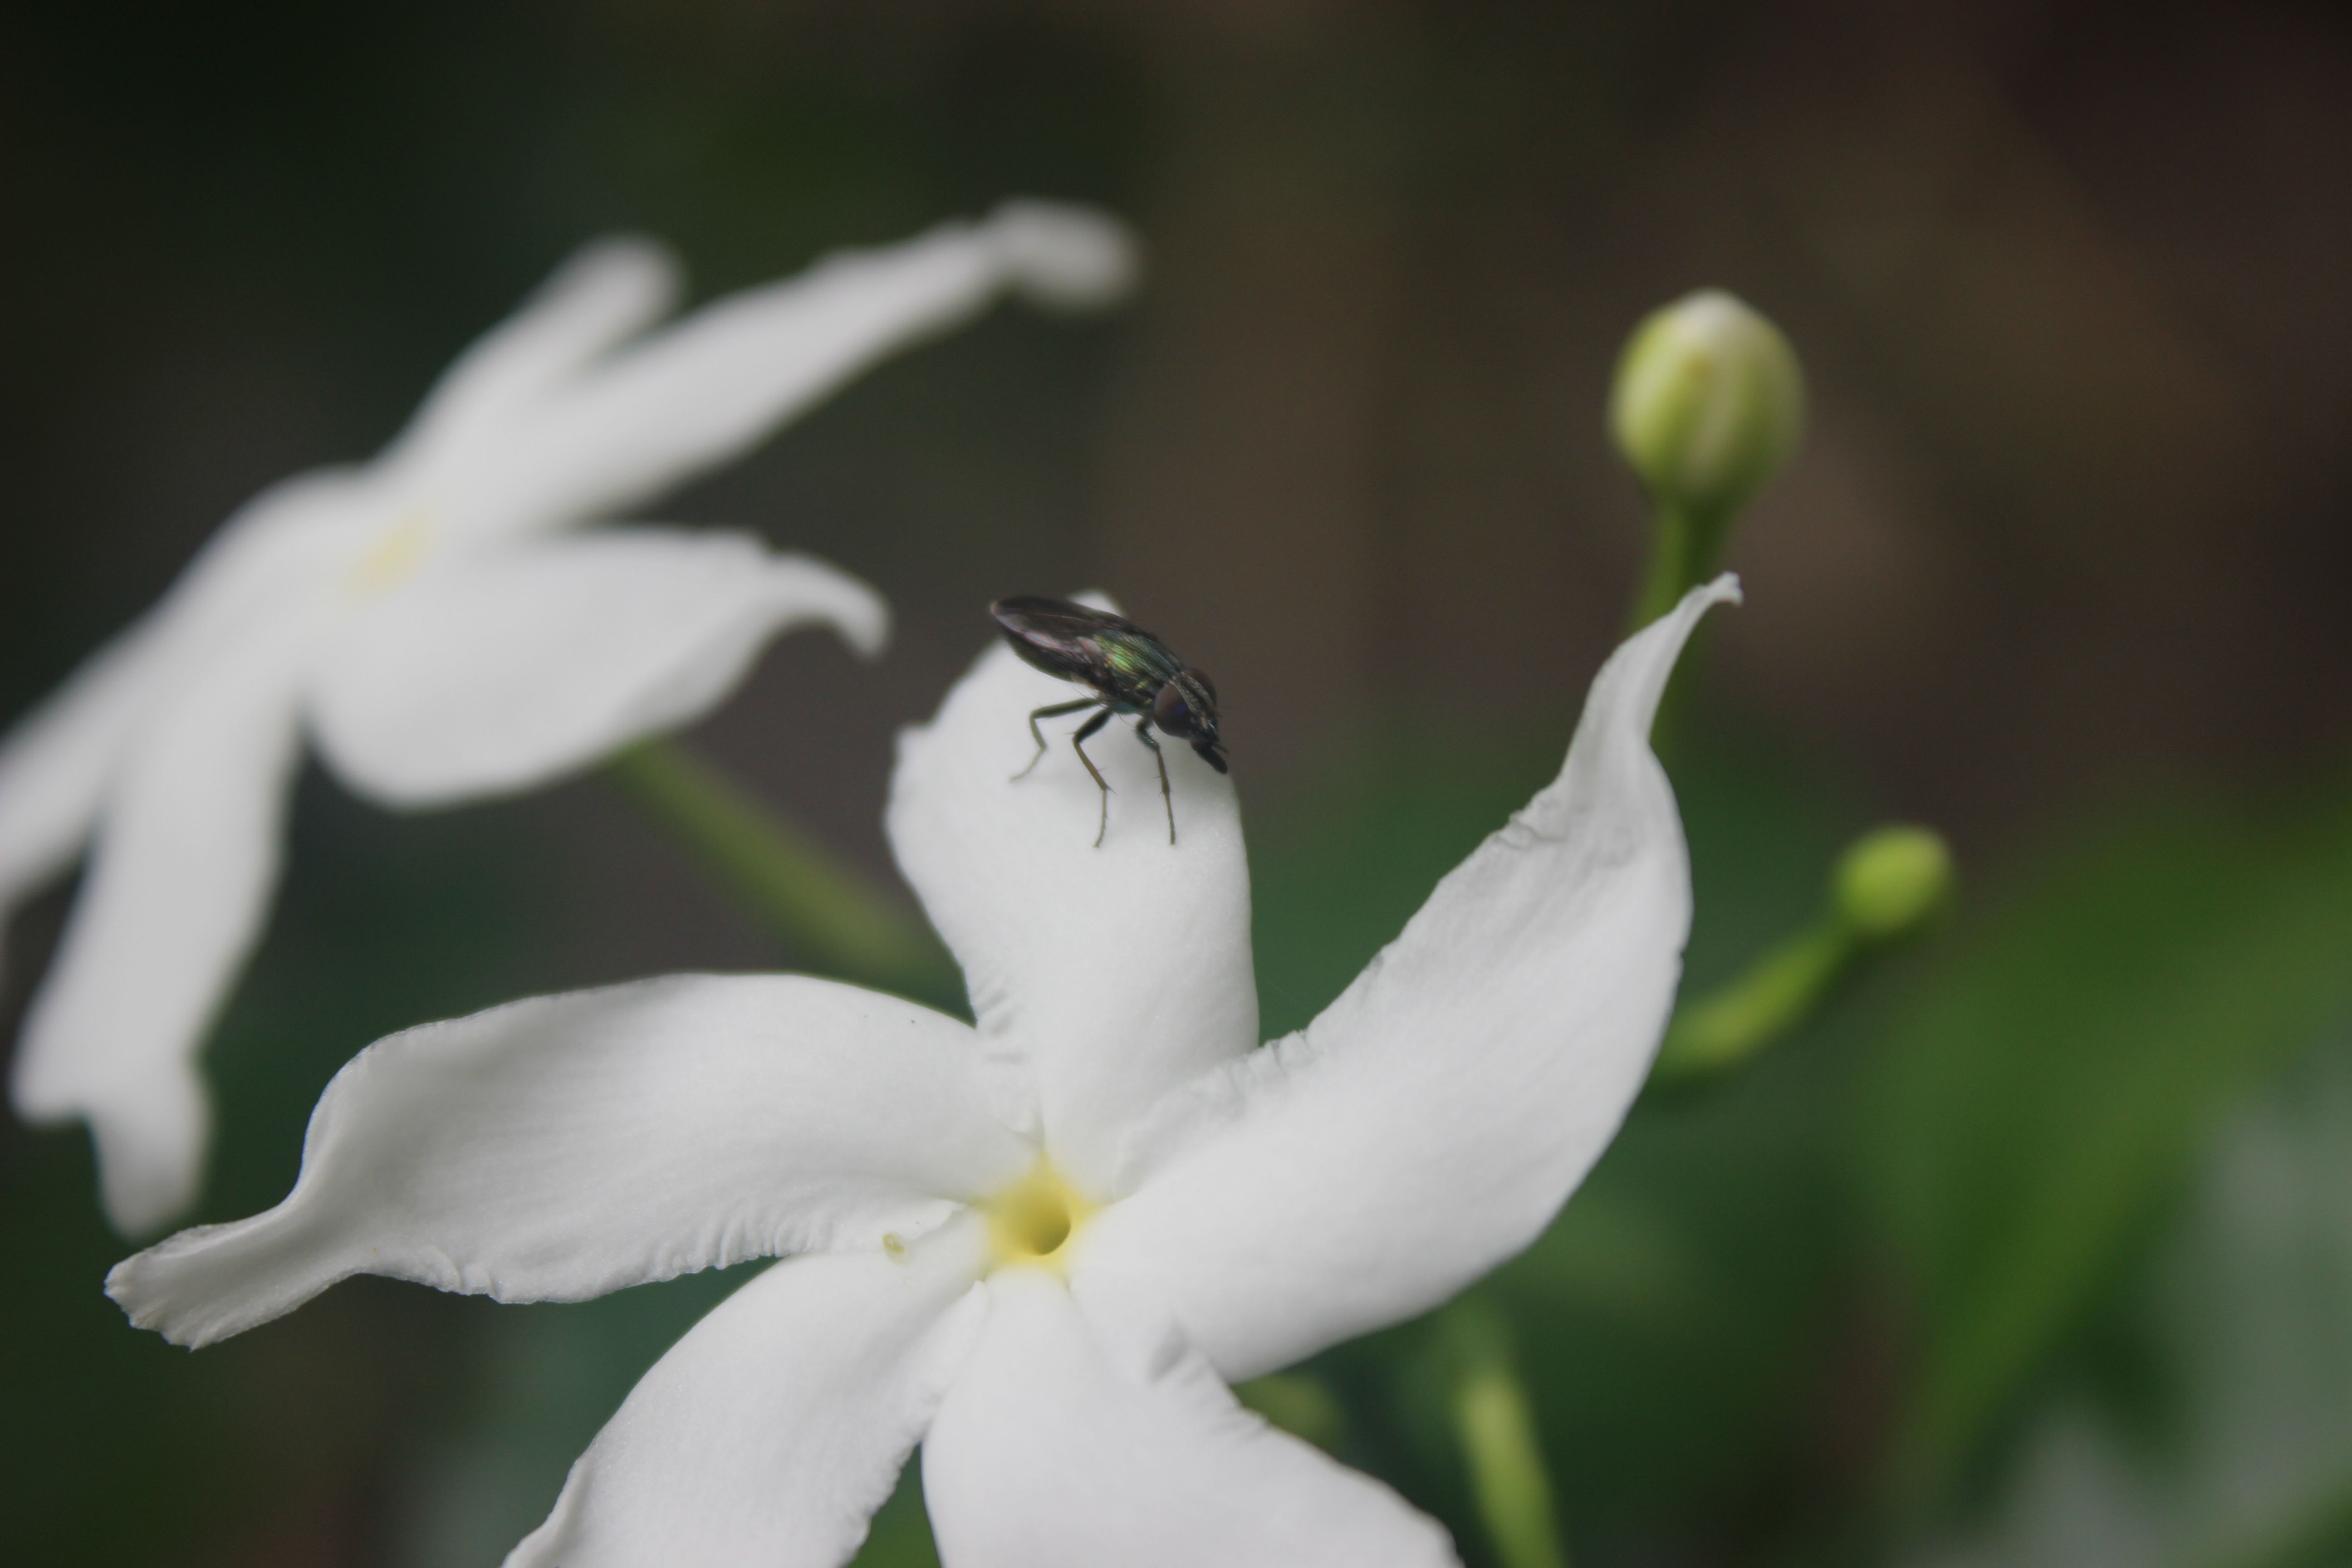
[0,200,1138,1235]
[109,578,1738,1567]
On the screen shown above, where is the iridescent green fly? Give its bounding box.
[991,596,1227,848]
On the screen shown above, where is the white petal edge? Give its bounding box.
[884,593,1257,1191]
[447,201,1138,541]
[922,1269,1458,1568]
[106,975,1031,1347]
[376,236,682,495]
[11,622,310,1235]
[509,1220,990,1568]
[1073,577,1740,1380]
[304,528,887,808]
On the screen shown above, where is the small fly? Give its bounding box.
[990,596,1227,847]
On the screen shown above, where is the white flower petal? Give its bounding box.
[379,236,682,493]
[304,529,886,808]
[10,627,308,1235]
[1075,578,1740,1381]
[0,621,178,942]
[0,467,358,953]
[105,975,1029,1348]
[923,1269,1457,1568]
[884,595,1257,1191]
[976,199,1142,311]
[509,1220,990,1568]
[447,202,1137,540]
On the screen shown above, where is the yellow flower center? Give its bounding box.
[983,1159,1098,1272]
[348,512,434,596]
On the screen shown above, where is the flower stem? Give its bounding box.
[1627,500,1728,634]
[1651,825,1955,1087]
[1651,921,1852,1083]
[1444,1301,1569,1568]
[1628,499,1731,747]
[605,738,957,1004]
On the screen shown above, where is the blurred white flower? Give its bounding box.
[0,200,1138,1234]
[108,578,1737,1567]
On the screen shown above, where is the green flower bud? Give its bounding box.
[1833,826,1955,943]
[1610,289,1806,519]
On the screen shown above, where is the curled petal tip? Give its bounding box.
[103,1255,164,1336]
[104,1241,210,1348]
[832,564,892,658]
[769,553,891,660]
[550,233,685,322]
[985,200,1141,312]
[836,592,892,661]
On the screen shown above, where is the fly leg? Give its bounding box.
[1132,719,1175,845]
[1070,707,1115,846]
[1013,698,1100,781]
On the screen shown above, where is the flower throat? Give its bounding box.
[984,1160,1096,1269]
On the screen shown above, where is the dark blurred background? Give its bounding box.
[5,2,2351,1565]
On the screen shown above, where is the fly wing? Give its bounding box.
[990,597,1181,701]
[993,596,1131,655]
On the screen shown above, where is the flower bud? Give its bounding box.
[1833,826,1955,943]
[1609,289,1805,519]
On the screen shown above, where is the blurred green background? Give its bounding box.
[5,1,2351,1564]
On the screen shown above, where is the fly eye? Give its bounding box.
[1152,680,1194,736]
[1188,667,1218,703]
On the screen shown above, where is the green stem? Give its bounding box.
[1446,1303,1569,1568]
[605,739,956,1003]
[1629,498,1731,750]
[1650,922,1855,1086]
[1627,499,1731,633]
[1651,824,1955,1089]
[1629,500,1692,634]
